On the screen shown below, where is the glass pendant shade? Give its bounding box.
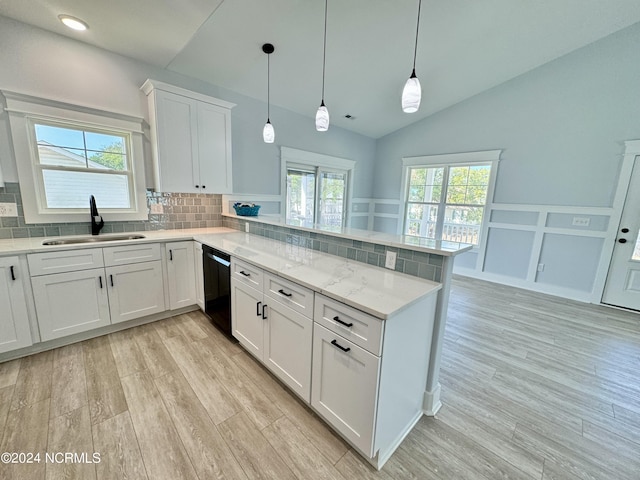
[263,120,275,143]
[402,71,421,113]
[315,102,329,132]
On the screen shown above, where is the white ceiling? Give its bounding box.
[2,0,640,138]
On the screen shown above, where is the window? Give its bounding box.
[33,122,133,210]
[286,166,348,227]
[4,91,148,223]
[281,147,355,229]
[402,151,500,246]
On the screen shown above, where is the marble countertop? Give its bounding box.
[0,227,441,320]
[223,213,473,257]
[194,231,441,320]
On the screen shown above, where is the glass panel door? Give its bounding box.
[286,169,316,227]
[317,170,347,227]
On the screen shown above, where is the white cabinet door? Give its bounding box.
[197,101,232,193]
[231,278,264,359]
[31,268,111,341]
[154,89,199,193]
[0,258,32,353]
[264,300,312,402]
[194,242,205,312]
[311,323,381,457]
[166,242,197,310]
[107,261,165,324]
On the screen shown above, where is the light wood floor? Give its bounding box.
[1,276,639,479]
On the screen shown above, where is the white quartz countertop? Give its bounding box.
[0,226,441,320]
[223,213,473,257]
[193,231,441,320]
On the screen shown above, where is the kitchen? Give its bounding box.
[1,1,640,479]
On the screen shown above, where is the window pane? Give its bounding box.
[42,170,131,209]
[448,166,470,186]
[465,186,487,205]
[35,123,128,171]
[35,124,85,149]
[286,170,315,227]
[405,203,438,238]
[446,185,467,204]
[37,145,88,167]
[443,206,484,245]
[318,171,346,227]
[84,132,125,154]
[409,167,443,202]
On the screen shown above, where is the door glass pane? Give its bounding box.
[318,171,346,227]
[286,169,316,227]
[632,231,640,261]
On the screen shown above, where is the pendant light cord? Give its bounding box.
[267,53,271,120]
[412,0,422,71]
[321,0,328,102]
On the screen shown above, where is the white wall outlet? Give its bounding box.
[245,222,250,232]
[385,251,397,270]
[572,217,590,227]
[149,203,164,214]
[0,203,18,217]
[537,263,545,272]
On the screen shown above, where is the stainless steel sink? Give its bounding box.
[42,234,146,246]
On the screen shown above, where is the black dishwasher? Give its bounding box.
[202,245,233,337]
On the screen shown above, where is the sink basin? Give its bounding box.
[42,234,146,246]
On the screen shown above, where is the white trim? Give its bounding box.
[140,79,236,110]
[402,149,502,167]
[280,146,355,227]
[3,91,148,223]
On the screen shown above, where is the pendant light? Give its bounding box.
[402,0,422,113]
[315,0,330,131]
[262,43,275,143]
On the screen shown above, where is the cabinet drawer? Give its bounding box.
[103,243,161,266]
[314,294,384,356]
[231,258,263,290]
[28,248,104,276]
[311,322,380,457]
[264,272,314,319]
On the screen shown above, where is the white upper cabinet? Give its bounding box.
[141,79,235,194]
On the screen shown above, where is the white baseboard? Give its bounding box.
[423,383,442,416]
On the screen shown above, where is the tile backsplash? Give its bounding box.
[0,182,222,240]
[223,215,444,283]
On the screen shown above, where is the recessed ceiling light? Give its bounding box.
[58,15,88,31]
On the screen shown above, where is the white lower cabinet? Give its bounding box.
[231,258,313,401]
[31,268,111,341]
[29,243,167,342]
[311,322,380,456]
[0,257,33,353]
[166,241,197,310]
[106,261,165,324]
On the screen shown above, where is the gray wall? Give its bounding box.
[0,15,376,199]
[370,22,640,300]
[372,22,640,207]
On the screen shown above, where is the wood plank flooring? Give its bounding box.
[0,276,639,479]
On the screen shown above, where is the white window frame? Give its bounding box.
[280,146,355,227]
[3,91,148,224]
[400,150,501,248]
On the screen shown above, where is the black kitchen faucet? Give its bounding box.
[90,195,104,235]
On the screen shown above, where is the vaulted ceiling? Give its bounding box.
[2,0,639,138]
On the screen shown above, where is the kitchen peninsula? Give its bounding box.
[220,212,473,416]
